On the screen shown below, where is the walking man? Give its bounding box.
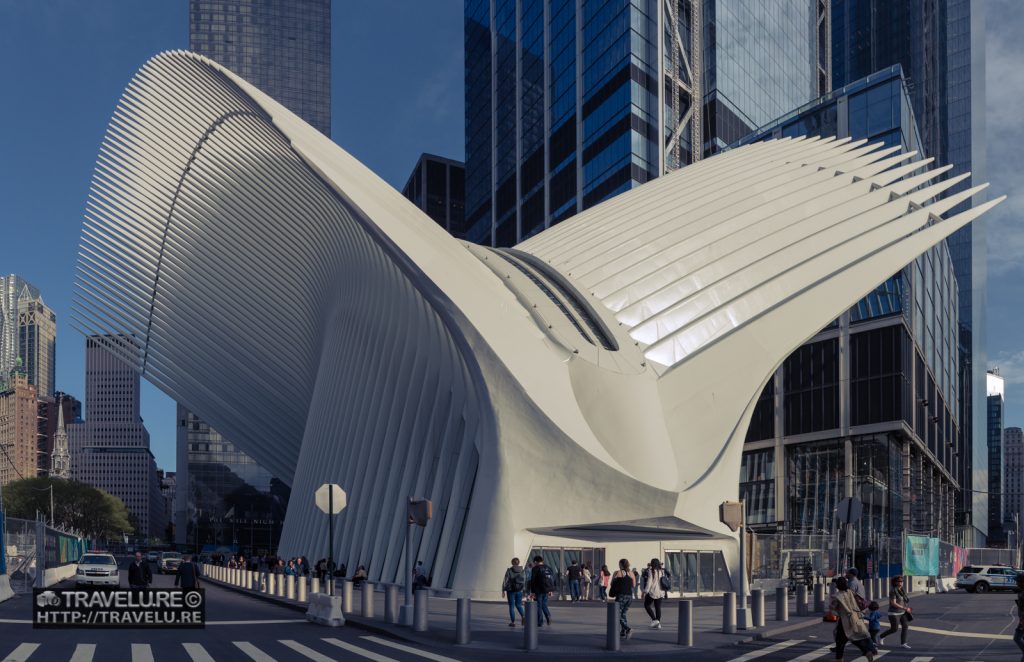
[528,555,555,627]
[566,559,583,602]
[128,551,152,589]
[175,554,201,589]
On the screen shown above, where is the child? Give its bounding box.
[867,600,883,646]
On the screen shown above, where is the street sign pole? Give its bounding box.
[328,487,334,596]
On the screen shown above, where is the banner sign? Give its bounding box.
[903,535,939,576]
[33,589,205,628]
[951,546,969,577]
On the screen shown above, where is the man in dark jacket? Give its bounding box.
[527,555,554,627]
[175,554,201,589]
[128,551,153,589]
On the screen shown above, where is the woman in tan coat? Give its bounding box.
[831,576,877,661]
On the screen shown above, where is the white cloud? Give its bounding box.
[992,350,1024,386]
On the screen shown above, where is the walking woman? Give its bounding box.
[609,559,635,639]
[879,576,911,649]
[598,564,611,601]
[831,576,877,662]
[642,559,668,629]
[1014,573,1024,661]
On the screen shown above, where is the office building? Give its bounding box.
[0,373,39,485]
[463,0,831,246]
[737,66,964,564]
[401,154,467,237]
[16,293,56,398]
[159,470,176,541]
[175,405,288,554]
[189,0,331,136]
[1005,427,1023,547]
[68,336,165,539]
[38,392,80,478]
[987,369,1005,545]
[71,51,999,595]
[0,275,40,390]
[831,0,988,545]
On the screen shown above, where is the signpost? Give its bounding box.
[401,498,432,626]
[315,484,346,596]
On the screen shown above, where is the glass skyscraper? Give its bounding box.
[189,0,331,136]
[464,0,829,246]
[402,154,467,237]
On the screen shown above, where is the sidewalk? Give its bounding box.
[203,573,825,656]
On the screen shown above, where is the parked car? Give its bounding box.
[157,551,183,574]
[75,552,120,588]
[145,550,161,563]
[956,565,1023,593]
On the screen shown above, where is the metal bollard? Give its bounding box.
[775,586,789,621]
[342,581,354,613]
[246,570,253,590]
[362,582,375,618]
[677,600,693,646]
[751,589,765,627]
[813,583,825,613]
[311,577,320,594]
[722,592,736,634]
[298,576,308,602]
[413,588,428,632]
[267,573,275,595]
[287,574,296,600]
[456,597,471,645]
[606,602,620,651]
[384,584,399,624]
[796,584,808,616]
[524,602,538,650]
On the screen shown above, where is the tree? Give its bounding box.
[2,477,133,541]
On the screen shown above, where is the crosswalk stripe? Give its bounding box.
[786,645,833,661]
[70,644,96,662]
[233,641,277,662]
[726,640,802,662]
[323,638,398,662]
[360,636,461,662]
[2,643,39,662]
[182,643,215,662]
[130,644,154,662]
[909,657,933,662]
[278,640,335,662]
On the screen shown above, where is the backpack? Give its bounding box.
[506,568,525,592]
[537,565,556,593]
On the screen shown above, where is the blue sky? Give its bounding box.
[0,1,1020,472]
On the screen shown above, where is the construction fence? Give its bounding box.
[1,514,88,593]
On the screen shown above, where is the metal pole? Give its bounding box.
[400,519,414,625]
[524,601,538,650]
[413,587,428,632]
[328,488,334,597]
[677,599,693,646]
[775,586,788,621]
[606,601,619,651]
[751,588,764,627]
[722,592,736,633]
[342,580,353,613]
[796,584,808,616]
[456,597,471,645]
[385,584,399,623]
[362,582,375,618]
[814,582,825,612]
[49,484,54,527]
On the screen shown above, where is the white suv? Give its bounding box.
[955,565,1022,593]
[75,553,120,588]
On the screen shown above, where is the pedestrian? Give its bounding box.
[1013,573,1024,660]
[830,576,876,662]
[582,563,592,601]
[527,555,555,627]
[631,564,641,599]
[609,559,634,639]
[566,559,583,602]
[866,601,882,646]
[501,557,526,626]
[275,559,285,574]
[879,576,911,649]
[846,568,865,601]
[285,560,297,576]
[353,565,368,586]
[175,554,201,589]
[128,551,153,589]
[598,564,611,601]
[641,558,669,629]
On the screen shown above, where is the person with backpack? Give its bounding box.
[641,558,670,629]
[566,559,583,602]
[502,557,526,626]
[609,558,635,639]
[528,555,555,627]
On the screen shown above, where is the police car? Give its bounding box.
[955,564,1023,593]
[75,552,120,588]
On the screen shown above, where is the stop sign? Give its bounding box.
[315,483,346,514]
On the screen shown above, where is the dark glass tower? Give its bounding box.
[464,0,829,247]
[987,371,1005,545]
[189,0,331,136]
[402,154,467,237]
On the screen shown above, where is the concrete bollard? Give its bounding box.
[722,592,736,634]
[298,576,308,602]
[751,589,765,627]
[606,602,620,651]
[796,584,808,616]
[813,583,825,612]
[277,575,286,598]
[311,577,320,594]
[246,570,253,590]
[677,600,693,646]
[385,584,399,624]
[413,588,428,632]
[362,583,375,618]
[775,586,789,621]
[342,581,354,613]
[456,597,471,645]
[524,601,538,651]
[287,574,296,600]
[267,573,275,595]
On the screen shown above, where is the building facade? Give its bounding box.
[0,373,39,485]
[68,336,165,539]
[1,275,40,391]
[175,405,288,555]
[189,0,331,136]
[737,67,965,564]
[38,392,80,478]
[987,370,1005,545]
[159,470,176,541]
[401,154,467,237]
[1005,427,1024,548]
[16,293,56,398]
[463,0,830,246]
[831,0,988,545]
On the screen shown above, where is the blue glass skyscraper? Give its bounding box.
[464,0,829,247]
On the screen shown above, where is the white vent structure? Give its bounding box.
[74,51,1002,596]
